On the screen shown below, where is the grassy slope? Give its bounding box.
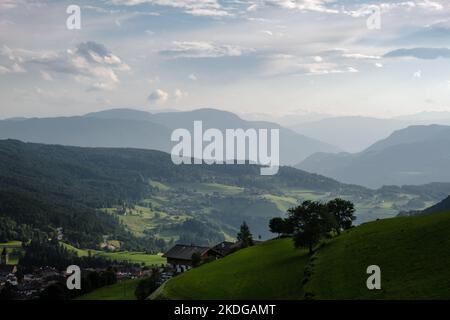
[95,251,165,266]
[306,211,450,299]
[154,238,309,300]
[154,212,450,300]
[76,278,139,300]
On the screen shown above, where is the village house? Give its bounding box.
[162,240,262,273]
[205,241,239,258]
[162,244,210,272]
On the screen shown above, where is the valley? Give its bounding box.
[100,177,442,247]
[1,139,448,253]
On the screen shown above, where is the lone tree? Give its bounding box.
[269,217,294,237]
[191,252,202,268]
[287,201,335,255]
[237,221,254,248]
[327,198,356,235]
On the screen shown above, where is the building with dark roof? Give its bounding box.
[163,240,264,273]
[163,244,210,272]
[206,241,238,258]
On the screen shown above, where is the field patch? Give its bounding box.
[76,278,140,300]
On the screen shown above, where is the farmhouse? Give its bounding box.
[163,240,263,273]
[163,244,209,272]
[205,241,238,258]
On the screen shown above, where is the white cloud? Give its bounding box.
[385,47,450,60]
[110,0,231,17]
[416,0,444,10]
[148,89,169,103]
[0,0,21,10]
[307,65,359,75]
[160,41,245,58]
[174,88,188,100]
[342,0,444,18]
[313,56,323,62]
[189,73,197,80]
[347,66,359,73]
[342,53,381,60]
[414,70,422,78]
[263,53,360,76]
[247,4,259,11]
[0,61,26,74]
[255,0,339,13]
[375,63,384,68]
[0,42,129,91]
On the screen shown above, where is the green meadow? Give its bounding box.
[60,242,165,266]
[153,211,450,300]
[76,278,140,300]
[152,238,309,300]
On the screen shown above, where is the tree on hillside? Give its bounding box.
[191,252,202,268]
[327,198,356,235]
[287,201,335,255]
[237,221,254,248]
[269,217,294,237]
[135,268,161,300]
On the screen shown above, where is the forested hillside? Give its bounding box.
[1,139,449,251]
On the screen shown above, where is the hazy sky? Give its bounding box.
[1,0,450,118]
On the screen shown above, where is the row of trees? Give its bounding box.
[269,198,355,254]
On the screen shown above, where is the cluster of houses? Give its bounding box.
[0,239,258,299]
[0,248,77,299]
[0,247,149,300]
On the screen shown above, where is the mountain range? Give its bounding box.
[297,124,450,188]
[289,113,450,153]
[0,108,339,166]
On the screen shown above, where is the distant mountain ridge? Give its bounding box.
[297,124,450,188]
[290,114,450,152]
[0,108,340,165]
[399,195,450,217]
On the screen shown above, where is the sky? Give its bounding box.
[1,0,450,119]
